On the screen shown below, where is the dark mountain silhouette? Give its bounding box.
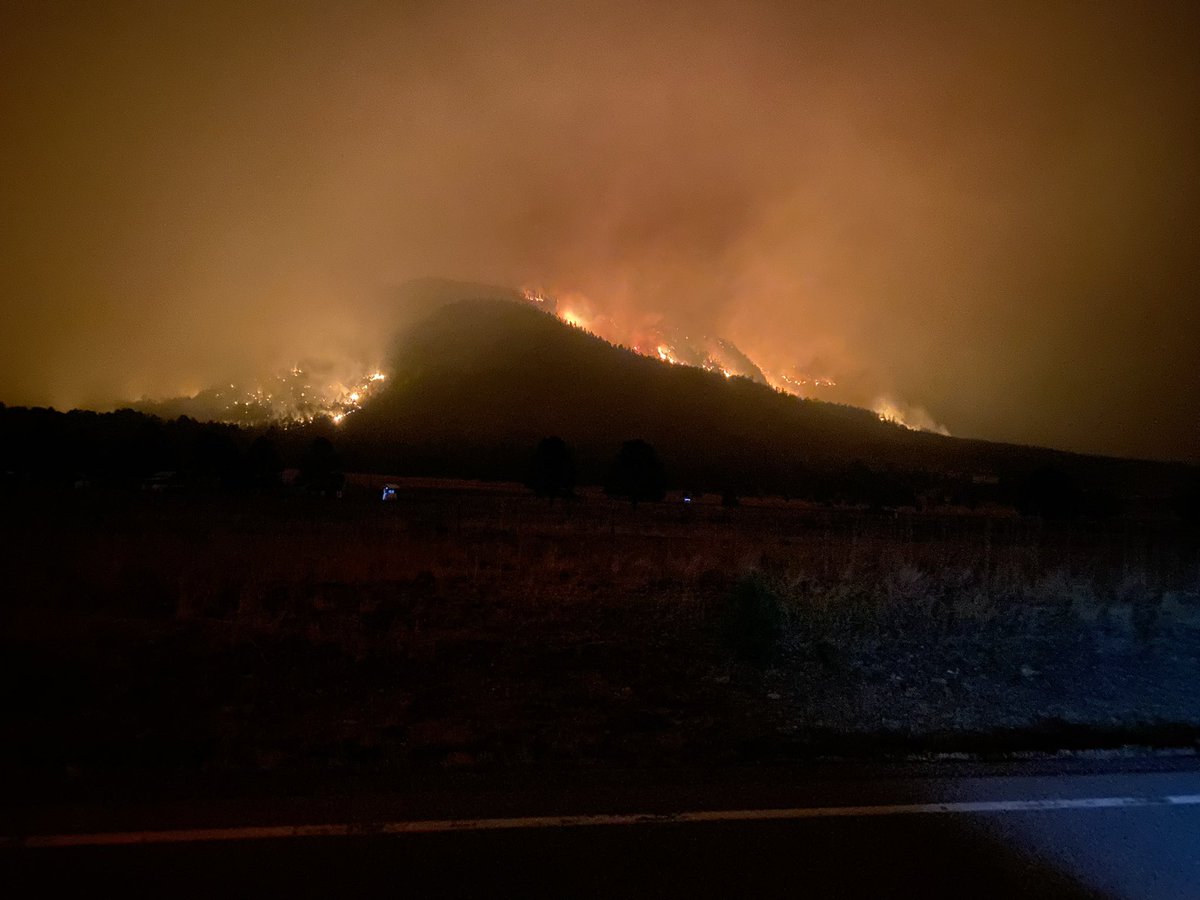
[338,298,1194,507]
[2,291,1195,516]
[344,298,904,489]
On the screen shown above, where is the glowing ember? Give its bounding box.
[520,288,557,315]
[767,371,838,397]
[159,364,391,427]
[522,288,549,305]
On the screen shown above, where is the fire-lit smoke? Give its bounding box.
[2,2,1198,460]
[873,397,951,437]
[528,286,945,435]
[136,363,388,427]
[528,286,842,397]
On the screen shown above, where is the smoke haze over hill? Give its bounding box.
[2,1,1198,461]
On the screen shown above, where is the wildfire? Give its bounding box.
[324,370,391,424]
[519,286,945,433]
[873,397,950,435]
[524,287,819,389]
[560,309,587,329]
[176,364,391,427]
[521,288,557,315]
[522,288,548,305]
[768,371,838,396]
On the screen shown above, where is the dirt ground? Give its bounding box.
[3,481,1198,796]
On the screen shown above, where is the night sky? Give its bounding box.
[2,1,1198,461]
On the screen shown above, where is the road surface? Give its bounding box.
[3,761,1198,898]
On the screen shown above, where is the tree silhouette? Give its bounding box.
[189,425,240,488]
[245,435,284,492]
[298,436,344,496]
[605,439,666,506]
[528,435,576,499]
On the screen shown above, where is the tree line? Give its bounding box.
[3,403,1195,521]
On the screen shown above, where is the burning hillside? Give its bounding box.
[135,365,388,427]
[526,288,808,387]
[131,282,946,437]
[521,288,946,435]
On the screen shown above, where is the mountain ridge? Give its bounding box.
[337,297,1191,505]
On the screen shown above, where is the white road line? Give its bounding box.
[10,794,1200,849]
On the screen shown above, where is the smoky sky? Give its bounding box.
[2,0,1198,461]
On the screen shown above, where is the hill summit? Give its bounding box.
[343,297,941,488]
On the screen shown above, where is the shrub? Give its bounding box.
[720,571,784,664]
[604,439,666,506]
[527,436,576,499]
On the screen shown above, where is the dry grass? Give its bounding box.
[7,484,1199,655]
[2,483,1197,781]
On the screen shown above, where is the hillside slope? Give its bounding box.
[341,299,1186,501]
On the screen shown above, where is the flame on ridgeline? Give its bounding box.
[524,286,949,436]
[162,287,945,435]
[523,287,837,395]
[873,397,950,435]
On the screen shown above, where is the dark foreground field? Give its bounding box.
[3,480,1198,799]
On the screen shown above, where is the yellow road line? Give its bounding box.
[9,794,1200,849]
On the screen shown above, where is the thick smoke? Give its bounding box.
[2,1,1198,460]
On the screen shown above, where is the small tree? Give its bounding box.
[721,572,784,664]
[528,436,576,500]
[189,425,240,488]
[605,439,666,507]
[245,435,284,492]
[298,436,344,496]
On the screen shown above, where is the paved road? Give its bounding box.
[3,763,1198,898]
